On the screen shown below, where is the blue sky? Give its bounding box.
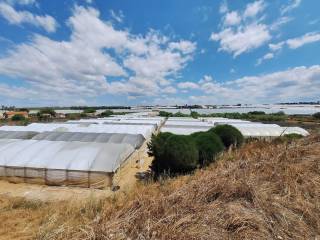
[0,0,319,107]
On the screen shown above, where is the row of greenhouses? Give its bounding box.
[0,117,164,188]
[161,117,309,138]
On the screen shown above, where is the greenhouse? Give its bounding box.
[32,132,145,149]
[0,131,38,140]
[0,123,156,139]
[0,139,135,188]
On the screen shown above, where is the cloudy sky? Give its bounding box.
[0,0,319,106]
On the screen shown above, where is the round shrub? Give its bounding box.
[313,112,320,119]
[11,114,26,121]
[150,134,198,176]
[192,131,224,166]
[147,132,174,158]
[210,125,244,148]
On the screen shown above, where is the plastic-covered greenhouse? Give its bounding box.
[0,131,38,140]
[161,117,309,138]
[0,139,135,188]
[32,132,145,149]
[0,123,155,139]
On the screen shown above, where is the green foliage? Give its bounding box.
[273,133,303,144]
[248,111,266,115]
[100,110,114,117]
[149,134,198,176]
[11,114,26,121]
[159,111,173,117]
[192,131,224,166]
[190,111,199,119]
[147,132,174,157]
[38,108,56,117]
[83,108,96,114]
[172,111,189,117]
[210,125,244,148]
[313,112,320,119]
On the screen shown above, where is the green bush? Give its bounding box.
[210,125,244,148]
[83,108,96,114]
[159,111,173,117]
[11,114,26,121]
[150,134,198,176]
[100,110,113,117]
[273,133,303,144]
[147,132,174,158]
[313,112,320,119]
[192,131,224,166]
[248,111,266,115]
[38,108,56,117]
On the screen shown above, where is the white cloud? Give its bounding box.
[0,3,57,32]
[190,65,320,104]
[269,41,285,51]
[286,32,320,49]
[219,1,228,14]
[211,0,272,57]
[177,81,199,89]
[256,52,274,65]
[268,32,320,53]
[162,86,177,94]
[6,0,36,5]
[169,40,196,54]
[281,0,301,15]
[0,6,195,104]
[110,9,124,23]
[211,23,271,57]
[243,0,265,19]
[224,11,241,26]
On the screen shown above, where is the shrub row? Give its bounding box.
[148,125,244,177]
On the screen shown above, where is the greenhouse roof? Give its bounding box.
[0,139,134,173]
[0,131,38,140]
[32,132,144,149]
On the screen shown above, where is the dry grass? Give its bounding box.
[1,134,320,239]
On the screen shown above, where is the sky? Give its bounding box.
[0,0,319,107]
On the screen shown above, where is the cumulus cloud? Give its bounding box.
[190,65,320,104]
[211,0,272,57]
[0,6,195,104]
[177,81,199,89]
[223,11,241,26]
[211,23,271,57]
[243,0,265,19]
[0,2,57,32]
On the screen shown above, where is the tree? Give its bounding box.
[11,114,26,121]
[38,108,56,117]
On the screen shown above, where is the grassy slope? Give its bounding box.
[1,134,320,239]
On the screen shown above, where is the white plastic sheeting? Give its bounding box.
[161,117,309,137]
[161,127,210,135]
[0,131,38,140]
[0,123,155,139]
[32,132,145,149]
[219,123,309,138]
[0,139,134,188]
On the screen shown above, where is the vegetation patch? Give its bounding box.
[209,124,244,148]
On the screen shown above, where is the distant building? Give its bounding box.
[56,113,66,119]
[3,111,29,119]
